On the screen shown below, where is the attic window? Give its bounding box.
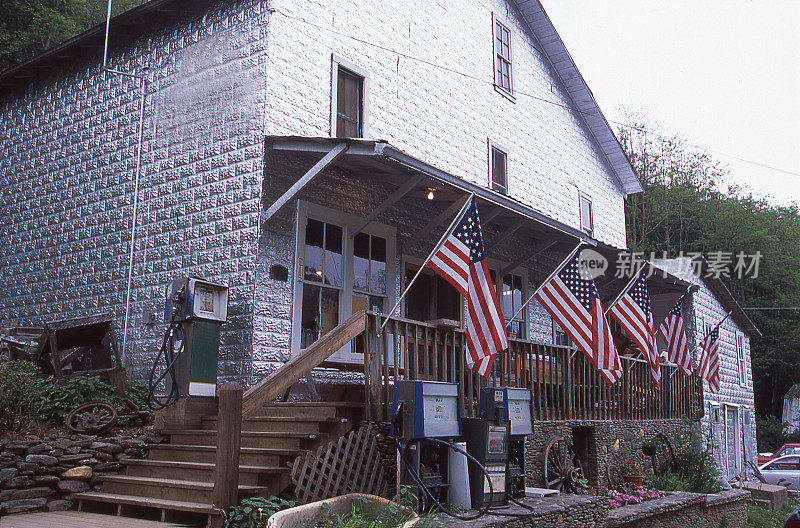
[579,194,593,235]
[493,15,514,99]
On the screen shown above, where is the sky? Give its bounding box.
[540,0,800,206]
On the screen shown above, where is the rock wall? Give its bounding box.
[0,432,163,515]
[606,490,749,528]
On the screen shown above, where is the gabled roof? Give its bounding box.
[510,1,643,195]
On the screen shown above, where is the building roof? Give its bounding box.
[785,384,800,400]
[650,256,761,337]
[510,1,642,196]
[0,0,642,197]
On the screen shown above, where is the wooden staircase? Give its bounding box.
[72,311,370,527]
[73,401,363,526]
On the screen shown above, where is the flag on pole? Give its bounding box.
[534,251,622,384]
[657,295,692,376]
[697,323,721,392]
[428,197,508,377]
[609,270,660,389]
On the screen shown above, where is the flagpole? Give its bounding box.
[505,241,585,329]
[714,311,734,331]
[378,193,475,336]
[604,265,645,315]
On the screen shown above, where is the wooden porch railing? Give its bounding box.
[364,312,702,422]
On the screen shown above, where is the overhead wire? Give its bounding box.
[270,7,800,179]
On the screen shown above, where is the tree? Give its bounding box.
[0,0,146,71]
[619,116,800,418]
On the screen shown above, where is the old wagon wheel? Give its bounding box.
[542,435,579,492]
[649,433,675,475]
[66,401,117,434]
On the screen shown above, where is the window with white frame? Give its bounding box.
[352,232,387,313]
[501,273,525,339]
[736,333,747,386]
[579,194,593,235]
[331,57,368,138]
[493,16,513,96]
[490,143,508,194]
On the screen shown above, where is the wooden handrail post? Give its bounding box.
[214,382,243,514]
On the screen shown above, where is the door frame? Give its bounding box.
[291,200,396,363]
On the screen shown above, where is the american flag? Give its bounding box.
[534,250,622,385]
[609,270,660,389]
[697,324,721,392]
[657,296,692,376]
[428,197,508,377]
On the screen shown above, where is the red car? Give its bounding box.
[759,444,800,465]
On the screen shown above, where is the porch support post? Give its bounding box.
[402,194,470,252]
[350,174,424,238]
[214,382,242,515]
[484,220,524,252]
[262,142,348,223]
[499,240,557,277]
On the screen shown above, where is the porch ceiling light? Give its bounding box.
[426,188,436,201]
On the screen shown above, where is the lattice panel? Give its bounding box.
[291,424,387,503]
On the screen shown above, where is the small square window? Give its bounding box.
[493,16,513,97]
[490,144,508,194]
[579,194,593,235]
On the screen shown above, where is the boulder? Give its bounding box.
[1,497,47,514]
[16,462,38,473]
[59,453,92,463]
[61,466,92,480]
[26,444,48,455]
[0,468,19,482]
[2,476,34,489]
[46,499,70,511]
[25,454,58,466]
[56,479,90,494]
[90,442,123,455]
[32,475,59,485]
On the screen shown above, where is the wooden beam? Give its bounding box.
[499,240,557,276]
[262,142,348,223]
[401,194,470,252]
[485,220,524,252]
[480,207,503,228]
[213,383,242,513]
[242,310,367,417]
[350,175,423,238]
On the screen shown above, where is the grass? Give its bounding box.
[747,499,799,528]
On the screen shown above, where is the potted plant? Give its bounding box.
[620,455,645,487]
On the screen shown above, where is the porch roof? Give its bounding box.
[266,136,690,326]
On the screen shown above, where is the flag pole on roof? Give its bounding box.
[505,241,585,329]
[377,193,475,336]
[604,261,647,315]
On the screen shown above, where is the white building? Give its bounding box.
[782,385,800,434]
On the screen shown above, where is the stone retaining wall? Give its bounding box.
[0,431,164,515]
[606,490,749,528]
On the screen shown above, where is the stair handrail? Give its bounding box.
[241,310,368,417]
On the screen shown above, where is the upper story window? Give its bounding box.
[490,142,508,194]
[493,16,513,97]
[579,193,593,235]
[331,56,368,138]
[502,273,525,339]
[736,333,747,386]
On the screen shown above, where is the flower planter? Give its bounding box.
[622,474,645,487]
[266,493,419,528]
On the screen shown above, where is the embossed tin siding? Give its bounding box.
[0,1,273,384]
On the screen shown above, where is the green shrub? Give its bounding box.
[757,415,800,453]
[747,499,798,528]
[649,420,720,494]
[0,360,44,432]
[227,496,295,528]
[31,374,118,424]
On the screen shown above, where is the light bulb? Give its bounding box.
[427,189,435,200]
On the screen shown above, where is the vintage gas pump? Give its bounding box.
[391,380,461,511]
[150,278,228,417]
[462,417,510,509]
[480,387,534,500]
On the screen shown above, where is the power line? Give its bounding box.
[743,307,800,311]
[271,8,800,179]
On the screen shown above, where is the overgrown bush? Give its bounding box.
[0,360,44,432]
[0,360,153,432]
[648,420,721,494]
[747,498,799,528]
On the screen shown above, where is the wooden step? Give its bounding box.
[98,475,269,504]
[72,490,217,515]
[257,401,363,418]
[200,416,346,433]
[121,459,290,486]
[147,444,304,466]
[163,430,325,449]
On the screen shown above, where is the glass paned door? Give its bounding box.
[299,218,342,349]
